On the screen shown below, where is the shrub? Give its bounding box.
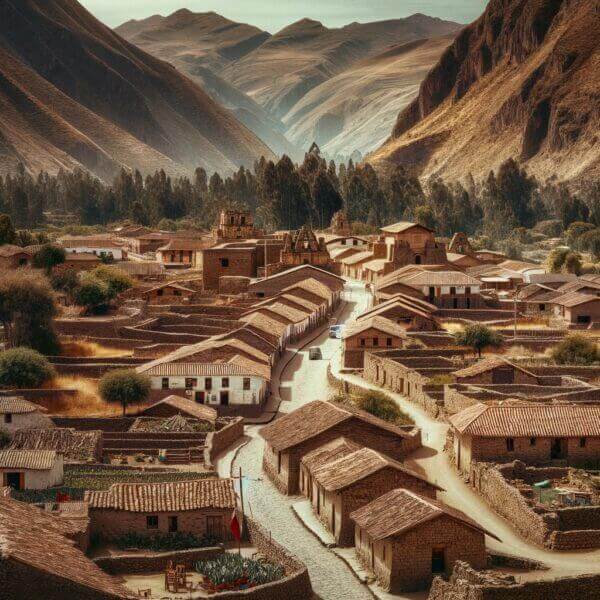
[0,347,56,388]
[114,532,220,551]
[551,335,599,365]
[196,553,284,588]
[331,390,413,426]
[32,245,66,273]
[455,324,503,357]
[91,265,133,296]
[98,369,151,415]
[74,275,111,310]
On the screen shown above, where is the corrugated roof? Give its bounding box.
[311,447,437,492]
[140,395,217,421]
[260,400,415,451]
[85,478,236,512]
[343,316,408,340]
[449,403,600,437]
[0,496,133,597]
[0,449,58,470]
[350,489,497,541]
[0,396,46,414]
[381,222,432,234]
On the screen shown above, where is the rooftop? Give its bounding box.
[301,437,361,471]
[140,395,217,421]
[453,357,537,380]
[343,316,408,340]
[85,478,236,512]
[0,449,58,470]
[0,396,46,415]
[381,221,433,234]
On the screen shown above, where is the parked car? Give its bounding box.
[309,347,322,360]
[329,325,344,339]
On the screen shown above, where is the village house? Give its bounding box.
[551,292,600,327]
[156,238,205,268]
[301,442,441,546]
[350,489,494,593]
[380,222,447,266]
[0,244,36,268]
[85,478,237,542]
[260,400,422,495]
[62,252,102,271]
[0,449,63,490]
[0,496,133,599]
[342,316,408,368]
[0,396,54,433]
[59,235,125,260]
[450,403,600,473]
[340,248,376,280]
[138,394,218,423]
[140,281,195,304]
[374,265,447,302]
[116,260,166,280]
[452,357,541,385]
[356,293,441,332]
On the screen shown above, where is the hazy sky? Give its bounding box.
[81,0,488,31]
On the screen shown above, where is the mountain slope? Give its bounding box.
[371,0,600,182]
[115,10,301,159]
[222,15,462,119]
[0,0,274,179]
[283,35,456,159]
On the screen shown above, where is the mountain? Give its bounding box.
[371,0,600,182]
[0,0,275,180]
[115,10,301,159]
[283,35,456,160]
[223,15,462,119]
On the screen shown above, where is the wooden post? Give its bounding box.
[238,466,244,554]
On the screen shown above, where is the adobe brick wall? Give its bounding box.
[428,561,600,600]
[94,547,224,574]
[204,417,244,468]
[203,248,257,290]
[52,416,135,432]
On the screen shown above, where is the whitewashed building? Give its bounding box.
[0,397,54,434]
[0,449,64,490]
[143,362,269,407]
[59,235,125,261]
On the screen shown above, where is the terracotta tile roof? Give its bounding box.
[248,264,344,290]
[157,239,207,251]
[140,395,217,421]
[279,293,320,312]
[0,396,46,414]
[85,478,236,512]
[142,282,195,295]
[240,311,289,338]
[0,449,58,470]
[376,265,448,290]
[358,293,437,320]
[453,357,537,380]
[449,403,600,437]
[329,246,363,260]
[311,447,438,492]
[9,428,101,463]
[260,400,416,451]
[340,250,373,266]
[117,261,165,276]
[362,258,388,273]
[381,221,433,234]
[343,316,408,340]
[143,362,261,378]
[64,252,101,261]
[60,235,122,249]
[0,496,132,598]
[551,291,600,308]
[281,278,333,301]
[301,437,361,471]
[497,260,542,273]
[255,302,309,323]
[227,354,271,381]
[350,488,497,541]
[215,327,276,355]
[400,270,481,287]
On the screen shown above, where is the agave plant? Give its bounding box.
[195,553,284,587]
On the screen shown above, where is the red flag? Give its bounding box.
[230,510,242,542]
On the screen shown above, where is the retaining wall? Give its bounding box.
[204,417,245,468]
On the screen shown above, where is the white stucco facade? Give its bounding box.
[0,455,64,490]
[1,410,54,434]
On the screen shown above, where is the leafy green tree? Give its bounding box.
[551,335,599,365]
[0,347,56,388]
[74,275,111,313]
[579,229,600,260]
[51,268,79,300]
[455,324,503,357]
[91,266,133,296]
[32,245,66,273]
[413,205,437,230]
[546,248,570,273]
[562,252,582,275]
[0,270,59,354]
[99,369,151,415]
[565,221,595,250]
[311,169,343,229]
[0,214,16,245]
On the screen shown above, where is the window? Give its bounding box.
[530,437,536,446]
[539,304,546,311]
[243,377,251,391]
[353,239,358,246]
[360,338,365,347]
[4,413,12,424]
[221,378,229,388]
[450,287,456,295]
[580,437,587,448]
[205,378,212,391]
[146,515,159,529]
[465,287,471,295]
[386,337,392,347]
[577,315,591,324]
[185,378,197,389]
[168,516,178,532]
[220,258,229,268]
[506,438,515,452]
[415,255,422,264]
[161,378,169,390]
[157,288,164,296]
[373,338,379,347]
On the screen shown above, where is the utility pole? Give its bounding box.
[238,466,245,554]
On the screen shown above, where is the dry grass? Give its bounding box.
[61,341,133,358]
[39,376,153,416]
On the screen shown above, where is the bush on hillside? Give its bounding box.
[98,369,151,415]
[551,335,599,366]
[0,347,56,388]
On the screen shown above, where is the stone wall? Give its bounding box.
[94,547,223,574]
[204,417,244,468]
[428,561,600,600]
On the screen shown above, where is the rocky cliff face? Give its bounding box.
[0,0,274,179]
[372,0,600,182]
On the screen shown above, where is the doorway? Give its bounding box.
[206,516,223,539]
[5,472,23,490]
[432,548,445,573]
[194,391,205,404]
[551,438,567,459]
[220,390,229,405]
[168,516,178,533]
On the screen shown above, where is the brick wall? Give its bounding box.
[203,248,257,291]
[204,417,244,468]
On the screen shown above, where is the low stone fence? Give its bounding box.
[52,416,136,432]
[428,561,600,600]
[94,547,223,575]
[471,461,600,550]
[204,417,245,468]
